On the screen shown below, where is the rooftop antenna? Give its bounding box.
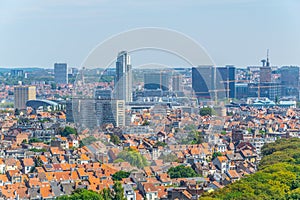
[266,49,270,67]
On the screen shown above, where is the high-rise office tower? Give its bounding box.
[14,86,36,109]
[144,72,170,91]
[280,66,299,99]
[54,63,68,84]
[115,51,132,102]
[280,66,299,87]
[66,100,74,123]
[192,65,235,100]
[260,67,272,83]
[73,98,97,129]
[71,68,79,77]
[95,89,125,127]
[172,74,183,92]
[260,51,272,83]
[192,66,214,99]
[217,65,236,99]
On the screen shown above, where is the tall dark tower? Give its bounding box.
[260,49,272,83]
[115,51,132,102]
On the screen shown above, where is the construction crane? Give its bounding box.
[194,89,229,104]
[219,79,250,101]
[219,79,280,99]
[248,84,280,99]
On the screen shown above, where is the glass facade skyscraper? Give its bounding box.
[54,63,68,84]
[115,51,132,102]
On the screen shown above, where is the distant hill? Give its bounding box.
[0,67,47,73]
[200,138,300,200]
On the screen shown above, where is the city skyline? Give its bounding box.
[0,0,299,68]
[0,1,300,200]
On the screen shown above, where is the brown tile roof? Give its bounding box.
[157,185,167,198]
[40,185,54,198]
[227,170,240,179]
[143,182,157,193]
[217,156,228,162]
[23,158,34,167]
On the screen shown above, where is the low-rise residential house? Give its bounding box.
[5,158,18,172]
[77,168,89,181]
[0,158,6,174]
[216,142,227,153]
[79,154,90,165]
[15,133,29,145]
[0,174,10,186]
[130,172,147,184]
[7,170,22,183]
[167,188,193,200]
[68,135,79,148]
[157,173,172,186]
[140,182,158,200]
[157,131,167,142]
[240,149,257,163]
[22,158,35,174]
[212,156,228,174]
[250,137,265,155]
[123,184,136,200]
[226,170,240,183]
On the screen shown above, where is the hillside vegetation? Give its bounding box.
[200,138,300,200]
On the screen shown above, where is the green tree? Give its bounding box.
[159,153,179,163]
[180,130,203,145]
[112,171,130,181]
[117,148,148,168]
[29,138,43,144]
[51,83,57,90]
[57,189,104,200]
[101,188,112,200]
[167,165,198,178]
[200,107,215,116]
[57,183,126,200]
[30,148,47,153]
[154,141,167,147]
[113,158,126,163]
[110,134,121,145]
[212,152,222,160]
[34,157,43,167]
[142,120,150,126]
[190,130,204,144]
[80,136,97,147]
[60,126,77,137]
[14,108,20,115]
[112,182,126,200]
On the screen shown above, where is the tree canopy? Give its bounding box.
[57,182,126,200]
[110,134,121,145]
[200,107,215,116]
[159,153,179,163]
[117,148,148,169]
[180,130,204,145]
[200,138,300,200]
[60,126,77,137]
[80,136,97,147]
[167,165,198,179]
[112,170,130,181]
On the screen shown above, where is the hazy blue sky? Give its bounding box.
[0,0,299,68]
